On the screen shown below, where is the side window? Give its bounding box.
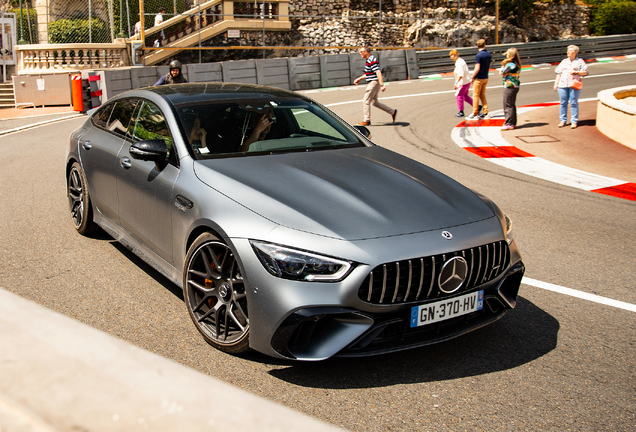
[130,101,174,161]
[92,103,114,128]
[107,99,138,138]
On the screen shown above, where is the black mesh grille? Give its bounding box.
[358,241,510,305]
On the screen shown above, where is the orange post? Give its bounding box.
[71,74,84,112]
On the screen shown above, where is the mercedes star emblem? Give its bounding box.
[438,256,468,294]
[441,231,453,240]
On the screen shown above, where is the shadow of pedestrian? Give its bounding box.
[378,122,410,127]
[516,122,548,129]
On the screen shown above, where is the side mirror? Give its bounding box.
[353,125,372,139]
[129,139,168,162]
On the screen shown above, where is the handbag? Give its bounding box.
[570,80,583,90]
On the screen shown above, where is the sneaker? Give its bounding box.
[357,121,370,126]
[558,121,566,127]
[571,123,577,129]
[391,109,397,124]
[501,125,515,131]
[455,111,464,118]
[479,112,491,120]
[465,113,479,120]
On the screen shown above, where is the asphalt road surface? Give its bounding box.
[1,58,634,431]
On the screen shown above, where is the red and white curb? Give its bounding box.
[451,103,636,201]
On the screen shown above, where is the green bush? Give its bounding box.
[11,8,38,44]
[587,0,636,35]
[49,18,109,44]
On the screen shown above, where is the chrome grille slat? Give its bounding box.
[392,262,400,303]
[426,256,435,298]
[359,241,510,305]
[404,261,413,302]
[481,244,490,283]
[466,248,475,288]
[379,265,387,303]
[415,258,424,299]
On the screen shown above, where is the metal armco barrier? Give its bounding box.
[415,34,636,76]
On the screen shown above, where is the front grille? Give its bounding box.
[358,241,510,305]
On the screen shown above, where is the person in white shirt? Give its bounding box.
[449,49,473,118]
[153,7,166,47]
[154,7,165,27]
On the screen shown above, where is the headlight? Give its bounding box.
[504,213,514,244]
[250,241,353,282]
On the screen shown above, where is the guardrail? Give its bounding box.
[415,34,636,76]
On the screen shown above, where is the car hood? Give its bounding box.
[193,146,495,240]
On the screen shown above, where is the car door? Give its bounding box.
[116,99,179,265]
[79,98,139,223]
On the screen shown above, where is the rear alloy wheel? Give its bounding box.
[67,162,97,235]
[183,233,249,353]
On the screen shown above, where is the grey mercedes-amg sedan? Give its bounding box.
[66,83,524,361]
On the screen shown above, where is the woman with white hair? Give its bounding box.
[554,45,589,129]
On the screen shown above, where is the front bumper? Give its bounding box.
[233,231,525,361]
[273,260,524,360]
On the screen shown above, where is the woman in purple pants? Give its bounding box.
[450,50,473,118]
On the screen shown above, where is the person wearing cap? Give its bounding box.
[155,60,188,85]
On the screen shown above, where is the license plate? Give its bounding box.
[410,290,484,328]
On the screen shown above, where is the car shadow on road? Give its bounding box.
[109,240,185,301]
[266,296,559,388]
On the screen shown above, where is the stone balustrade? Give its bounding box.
[15,44,129,75]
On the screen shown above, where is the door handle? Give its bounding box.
[81,140,92,150]
[120,156,132,169]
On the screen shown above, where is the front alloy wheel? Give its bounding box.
[67,162,97,235]
[183,233,249,354]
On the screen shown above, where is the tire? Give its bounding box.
[67,162,97,235]
[183,233,249,354]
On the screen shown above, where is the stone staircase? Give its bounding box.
[0,82,14,108]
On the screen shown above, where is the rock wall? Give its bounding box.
[294,4,590,55]
[176,2,590,63]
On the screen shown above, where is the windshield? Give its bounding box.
[175,98,367,159]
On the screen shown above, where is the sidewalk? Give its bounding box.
[0,105,83,134]
[452,100,636,201]
[505,100,636,184]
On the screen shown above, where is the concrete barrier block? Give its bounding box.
[289,56,321,91]
[405,49,419,80]
[100,69,133,100]
[131,66,159,89]
[222,59,258,84]
[187,62,223,83]
[256,58,290,90]
[379,51,407,82]
[320,54,351,88]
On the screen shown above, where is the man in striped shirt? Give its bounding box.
[353,46,397,126]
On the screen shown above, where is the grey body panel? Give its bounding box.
[193,146,493,240]
[116,145,179,265]
[66,83,524,361]
[78,127,123,223]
